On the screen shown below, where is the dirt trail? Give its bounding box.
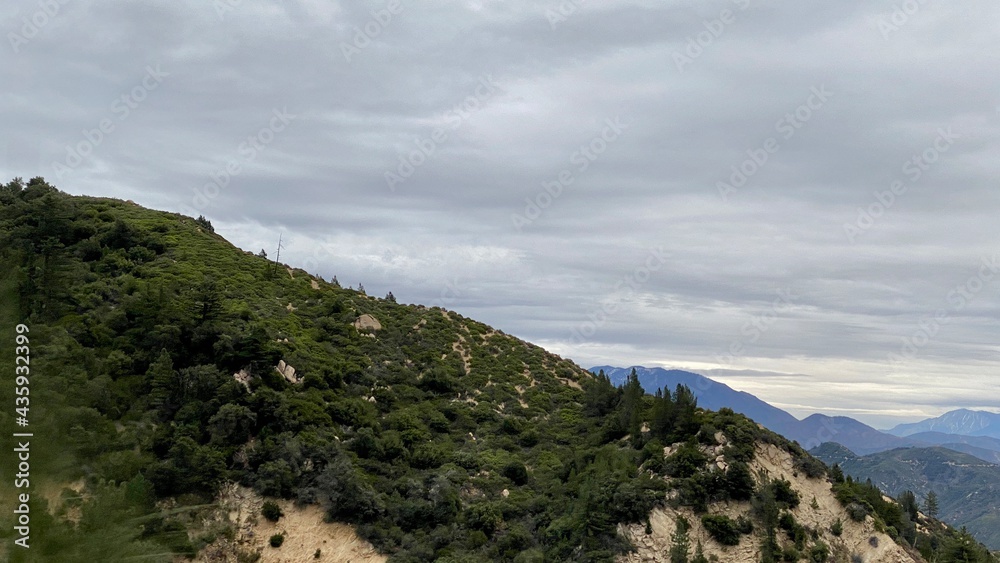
[453,333,472,375]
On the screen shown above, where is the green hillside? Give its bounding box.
[0,178,994,562]
[813,443,1000,550]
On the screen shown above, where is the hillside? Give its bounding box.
[0,179,993,562]
[812,444,1000,550]
[905,432,1000,464]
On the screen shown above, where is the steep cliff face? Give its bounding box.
[618,443,922,563]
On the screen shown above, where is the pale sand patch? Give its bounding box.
[192,484,385,563]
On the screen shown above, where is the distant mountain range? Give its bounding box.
[812,443,1000,549]
[591,366,1000,460]
[593,366,917,455]
[886,408,1000,440]
[592,365,1000,549]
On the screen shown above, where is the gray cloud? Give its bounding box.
[3,0,999,427]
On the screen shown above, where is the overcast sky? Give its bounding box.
[3,0,999,428]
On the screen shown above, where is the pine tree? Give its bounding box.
[691,541,709,563]
[924,490,939,518]
[669,516,690,563]
[619,368,644,437]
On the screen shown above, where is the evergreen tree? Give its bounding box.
[669,516,690,563]
[924,490,939,518]
[650,386,676,439]
[898,490,919,521]
[618,368,645,437]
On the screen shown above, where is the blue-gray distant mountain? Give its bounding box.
[591,366,800,432]
[791,413,913,455]
[903,432,1000,464]
[591,366,914,455]
[886,409,1000,440]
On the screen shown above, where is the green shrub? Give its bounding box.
[701,514,741,546]
[846,502,869,522]
[831,518,843,536]
[735,515,753,534]
[771,479,800,509]
[808,542,829,562]
[269,534,284,548]
[666,442,709,478]
[261,500,283,522]
[502,461,529,486]
[782,546,801,561]
[724,461,755,501]
[793,455,827,479]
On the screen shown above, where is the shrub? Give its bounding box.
[697,424,720,445]
[666,442,709,478]
[269,534,284,548]
[771,479,800,509]
[846,502,869,522]
[782,546,801,561]
[793,455,827,479]
[831,518,843,537]
[724,461,756,501]
[261,500,283,522]
[808,542,829,562]
[701,514,740,546]
[502,461,529,486]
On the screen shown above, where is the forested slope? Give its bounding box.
[0,178,992,562]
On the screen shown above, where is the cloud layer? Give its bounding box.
[3,0,999,427]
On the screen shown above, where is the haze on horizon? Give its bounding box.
[2,0,999,428]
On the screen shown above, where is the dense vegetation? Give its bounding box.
[814,441,1000,551]
[827,464,995,562]
[0,180,680,561]
[0,179,994,562]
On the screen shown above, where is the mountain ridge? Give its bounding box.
[887,409,1000,439]
[0,180,993,562]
